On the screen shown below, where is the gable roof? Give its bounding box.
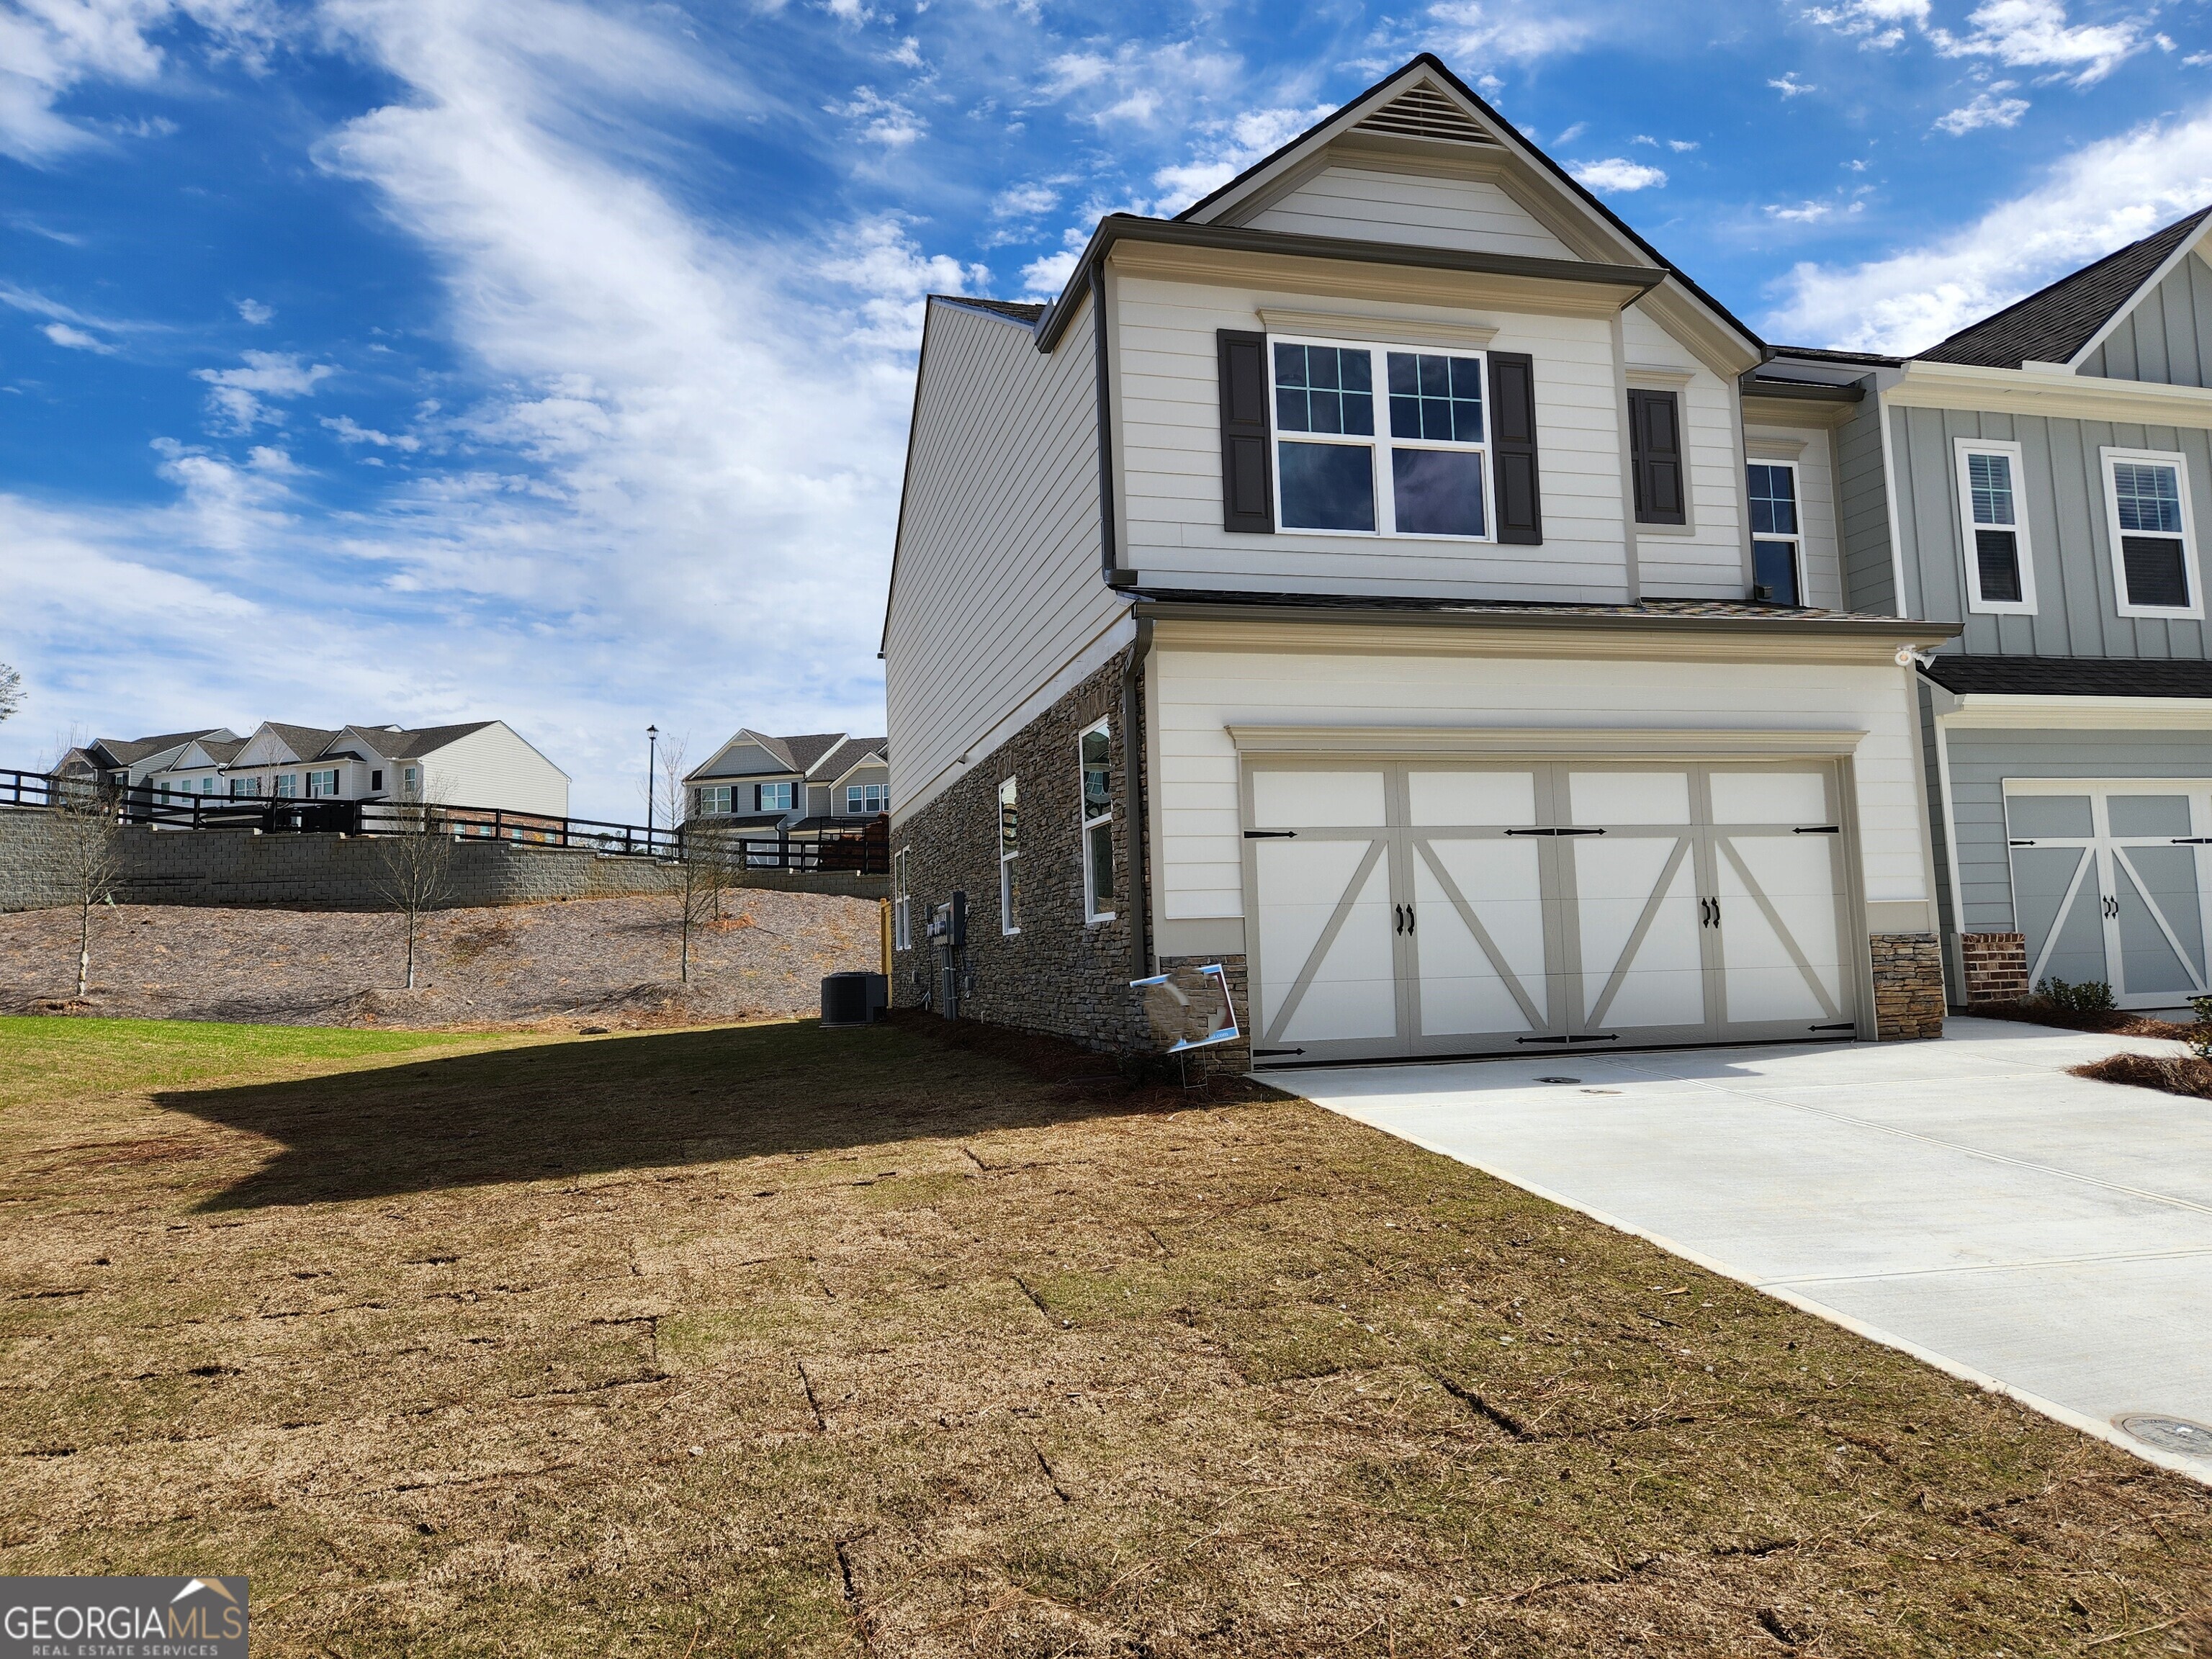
[364,721,498,759]
[938,297,1045,325]
[683,729,873,783]
[1143,53,1761,361]
[92,729,230,766]
[782,733,851,775]
[1918,207,2212,370]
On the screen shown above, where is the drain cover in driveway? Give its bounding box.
[1534,1076,1580,1084]
[2116,1413,2212,1455]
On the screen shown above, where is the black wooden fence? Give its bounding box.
[0,768,889,873]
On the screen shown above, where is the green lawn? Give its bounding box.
[1,1012,2207,1655]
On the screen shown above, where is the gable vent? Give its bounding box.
[1352,84,1495,145]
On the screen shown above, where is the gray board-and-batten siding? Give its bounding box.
[1884,403,2212,657]
[2080,253,2212,389]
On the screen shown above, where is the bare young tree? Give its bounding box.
[0,662,21,726]
[373,779,457,990]
[52,778,125,999]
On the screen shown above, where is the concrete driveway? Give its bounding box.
[1265,1016,2212,1482]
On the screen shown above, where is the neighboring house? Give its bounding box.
[143,720,570,817]
[1773,208,2212,1011]
[883,55,1958,1064]
[682,730,889,839]
[55,729,240,788]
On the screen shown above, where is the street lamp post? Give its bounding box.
[646,724,660,847]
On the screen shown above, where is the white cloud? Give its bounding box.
[1766,105,2212,352]
[193,350,336,431]
[42,321,114,352]
[828,86,923,147]
[1570,157,1666,192]
[1770,73,1817,96]
[1556,121,1588,143]
[1930,0,2144,86]
[1426,0,1597,63]
[323,414,421,451]
[1934,89,2030,133]
[1668,138,1699,152]
[1768,201,1835,222]
[2186,52,2212,68]
[236,297,274,324]
[992,182,1058,218]
[1020,248,1079,298]
[1803,0,1930,50]
[1146,102,1335,215]
[1039,42,1241,132]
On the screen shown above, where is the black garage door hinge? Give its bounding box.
[1244,830,1298,840]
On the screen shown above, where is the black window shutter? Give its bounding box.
[1489,351,1543,544]
[1627,390,1686,526]
[1217,329,1274,533]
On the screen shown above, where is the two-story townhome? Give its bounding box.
[883,55,1959,1064]
[683,729,889,840]
[145,719,570,817]
[55,729,240,789]
[1786,210,2212,1012]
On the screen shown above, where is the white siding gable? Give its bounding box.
[1243,165,1576,260]
[413,722,569,817]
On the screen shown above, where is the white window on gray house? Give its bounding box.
[998,776,1020,935]
[275,773,299,798]
[1080,720,1114,922]
[1956,441,2035,613]
[696,784,733,816]
[2105,449,2200,617]
[893,846,912,950]
[845,782,886,814]
[757,781,793,812]
[1271,340,1491,539]
[1747,462,1802,606]
[402,765,418,794]
[305,768,338,798]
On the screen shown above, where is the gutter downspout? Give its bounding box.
[1091,262,1123,584]
[1122,616,1153,979]
[1932,706,1968,999]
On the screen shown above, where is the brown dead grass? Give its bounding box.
[3,1013,2210,1655]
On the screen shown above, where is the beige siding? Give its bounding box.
[1620,305,1746,598]
[1745,421,1844,611]
[419,723,570,817]
[1115,272,1633,601]
[886,298,1124,821]
[1244,166,1575,259]
[1151,642,1930,927]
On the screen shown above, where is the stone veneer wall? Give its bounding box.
[1959,932,2028,1004]
[892,649,1168,1055]
[1870,932,1945,1039]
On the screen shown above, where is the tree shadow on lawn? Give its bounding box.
[153,1013,1269,1211]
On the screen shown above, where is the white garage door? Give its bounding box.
[1245,760,1857,1064]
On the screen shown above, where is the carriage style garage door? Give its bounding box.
[1244,761,1860,1064]
[2006,781,2212,1011]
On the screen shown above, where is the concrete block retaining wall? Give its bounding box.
[0,805,884,912]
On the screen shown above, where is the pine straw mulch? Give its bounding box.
[1969,998,2196,1042]
[2,1012,2208,1655]
[2071,1051,2212,1100]
[0,891,878,1030]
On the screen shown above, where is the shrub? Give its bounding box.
[2035,976,2116,1015]
[2190,994,2212,1061]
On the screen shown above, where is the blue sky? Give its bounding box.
[3,0,2210,816]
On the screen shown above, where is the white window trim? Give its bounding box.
[1954,439,2037,616]
[1266,333,1496,542]
[2102,445,2204,620]
[1079,719,1115,925]
[893,846,912,951]
[1747,457,1806,606]
[998,776,1020,935]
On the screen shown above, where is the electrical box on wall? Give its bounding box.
[927,891,966,948]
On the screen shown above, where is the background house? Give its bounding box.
[683,730,889,839]
[142,720,570,817]
[55,730,240,788]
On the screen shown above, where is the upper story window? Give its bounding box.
[402,765,418,794]
[1270,338,1491,539]
[2103,448,2202,619]
[756,781,794,812]
[229,776,260,798]
[696,784,733,816]
[305,768,339,798]
[1746,462,1802,606]
[997,776,1020,934]
[845,782,886,814]
[1954,440,2035,614]
[1080,719,1114,923]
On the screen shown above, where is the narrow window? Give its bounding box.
[1627,389,1686,526]
[1955,441,2034,613]
[1080,720,1115,922]
[1746,462,1802,606]
[401,766,418,794]
[2105,451,2198,615]
[893,847,912,950]
[998,777,1020,934]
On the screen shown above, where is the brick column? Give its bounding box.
[1959,932,2028,1004]
[1870,932,1944,1040]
